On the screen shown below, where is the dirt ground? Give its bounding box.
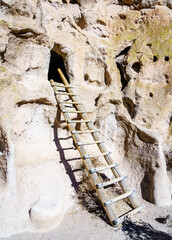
[0,200,171,240]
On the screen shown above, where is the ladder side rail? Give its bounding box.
[57,69,139,209]
[50,79,118,225]
[84,119,139,209]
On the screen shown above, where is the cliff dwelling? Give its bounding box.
[0,0,171,239]
[48,50,69,84]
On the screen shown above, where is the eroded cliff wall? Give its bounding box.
[0,0,171,237]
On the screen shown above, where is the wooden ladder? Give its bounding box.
[50,68,144,227]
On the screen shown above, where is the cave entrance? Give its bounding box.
[48,50,69,83]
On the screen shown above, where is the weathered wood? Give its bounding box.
[62,110,86,114]
[57,69,139,209]
[83,151,111,159]
[68,119,92,123]
[104,190,136,207]
[59,101,83,105]
[50,77,118,225]
[55,92,76,96]
[96,176,127,189]
[50,69,142,226]
[113,204,144,225]
[89,163,119,174]
[76,140,104,146]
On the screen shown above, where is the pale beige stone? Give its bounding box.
[0,0,171,237]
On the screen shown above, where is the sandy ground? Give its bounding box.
[0,130,171,240]
[0,200,171,240]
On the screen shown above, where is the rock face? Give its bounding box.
[0,0,171,237]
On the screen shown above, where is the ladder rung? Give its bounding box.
[55,92,77,96]
[53,84,74,88]
[83,152,111,159]
[104,190,136,207]
[62,110,86,114]
[112,205,145,226]
[96,176,127,189]
[59,101,83,105]
[67,120,93,123]
[77,140,105,146]
[51,70,143,226]
[71,130,99,134]
[89,163,119,174]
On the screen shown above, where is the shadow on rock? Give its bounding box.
[122,220,172,240]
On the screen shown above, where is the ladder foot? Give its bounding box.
[112,204,145,226]
[50,69,144,227]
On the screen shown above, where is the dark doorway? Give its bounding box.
[48,50,69,83]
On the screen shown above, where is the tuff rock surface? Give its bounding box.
[0,0,171,237]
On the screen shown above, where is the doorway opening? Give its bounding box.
[48,50,69,83]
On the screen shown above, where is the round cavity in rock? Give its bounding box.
[105,69,111,86]
[149,92,153,97]
[119,14,126,20]
[77,14,86,29]
[165,56,169,62]
[116,62,128,90]
[84,74,89,81]
[165,74,169,79]
[153,56,158,62]
[155,163,159,168]
[132,62,140,73]
[142,118,146,123]
[147,43,152,47]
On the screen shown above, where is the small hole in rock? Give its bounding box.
[116,46,131,58]
[165,56,169,61]
[62,0,79,3]
[116,63,128,90]
[153,56,158,62]
[132,62,140,73]
[77,14,86,29]
[119,14,126,20]
[95,95,100,106]
[165,74,169,79]
[97,19,106,26]
[115,46,132,90]
[147,43,152,47]
[104,69,111,86]
[149,92,153,97]
[84,74,89,81]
